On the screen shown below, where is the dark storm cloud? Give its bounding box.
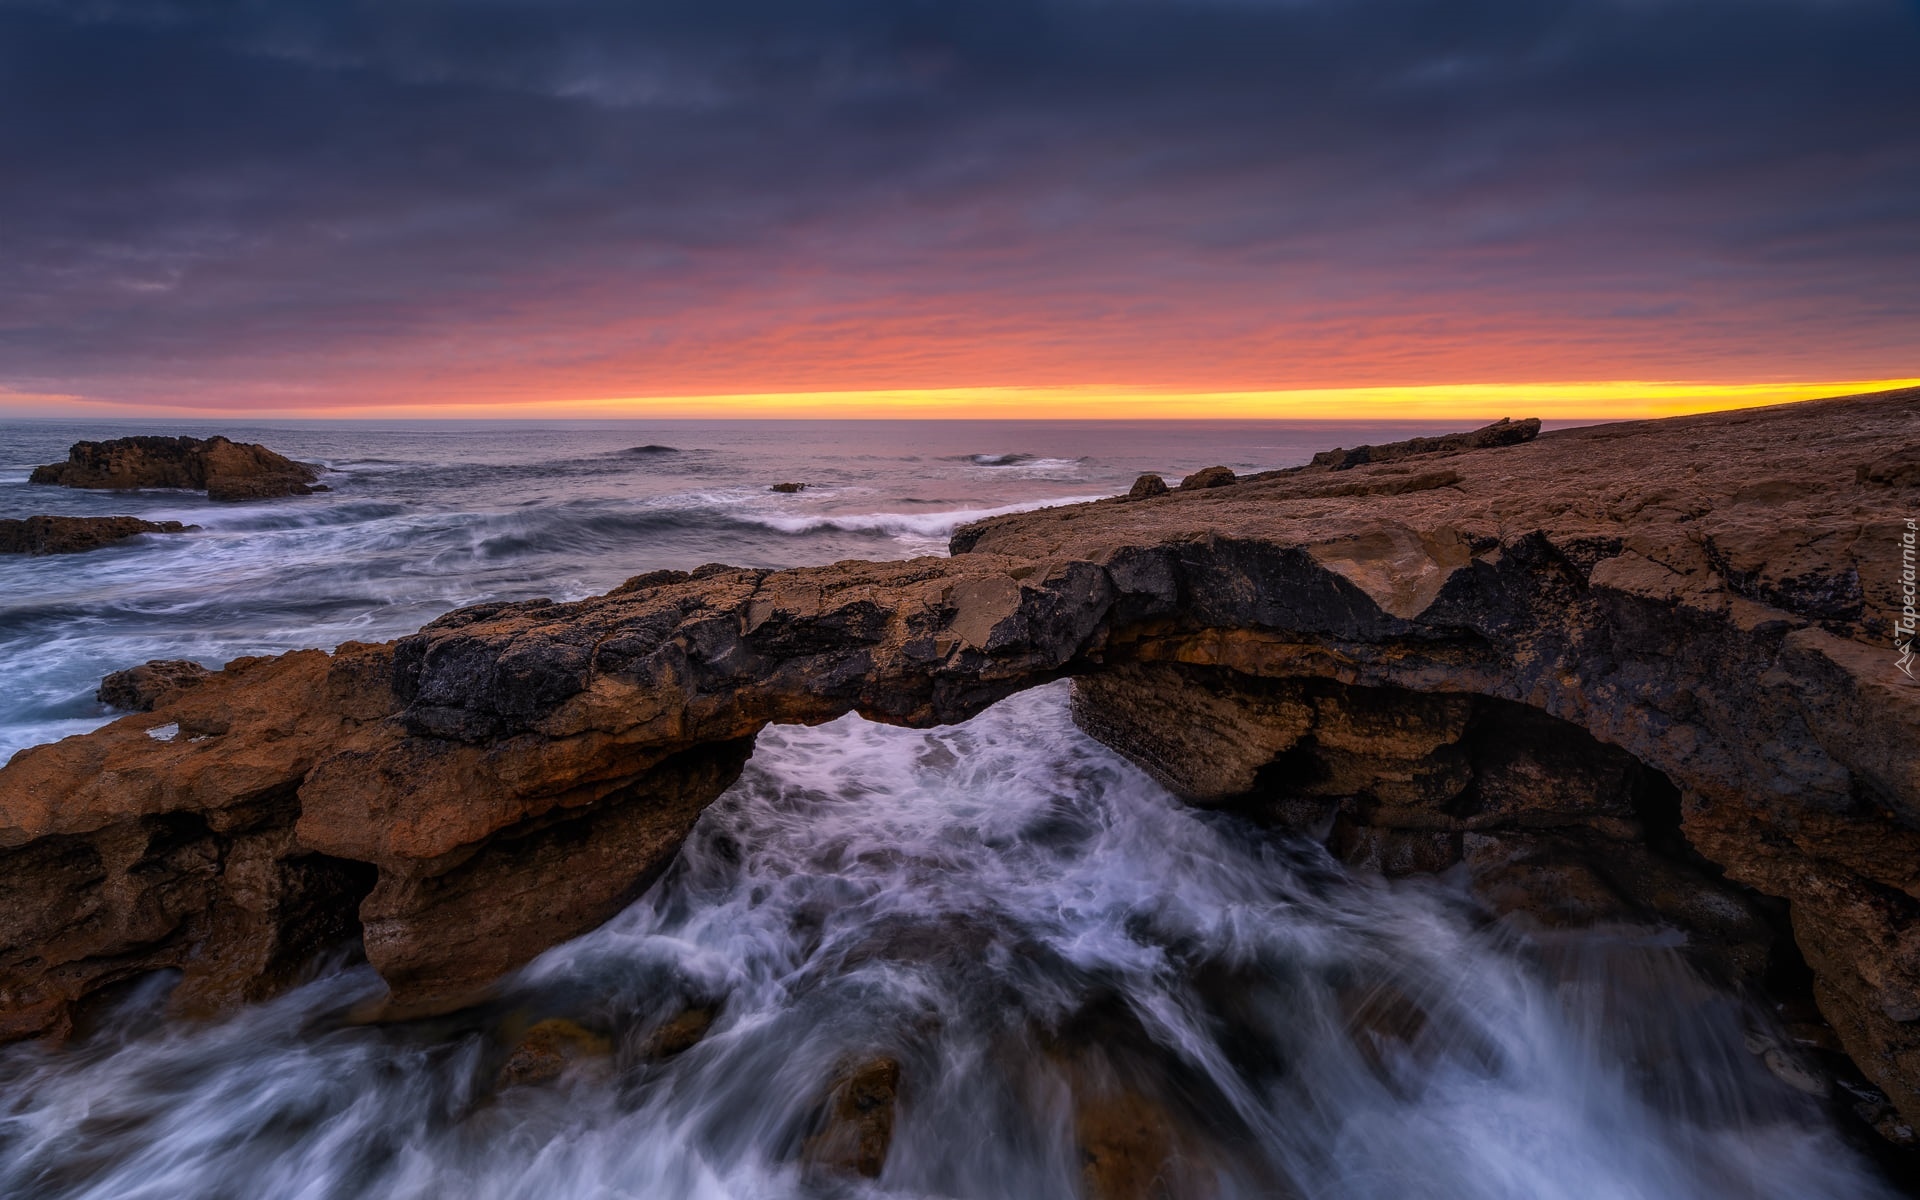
[1,0,1916,401]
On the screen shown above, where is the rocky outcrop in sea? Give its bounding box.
[30,435,328,500]
[0,515,193,555]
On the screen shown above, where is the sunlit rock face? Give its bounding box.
[1,389,1916,1131]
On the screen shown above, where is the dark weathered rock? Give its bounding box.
[0,516,192,555]
[31,436,325,500]
[770,482,807,493]
[1178,465,1236,490]
[1307,416,1540,471]
[803,1057,900,1179]
[1,386,1917,1134]
[1126,473,1169,500]
[97,660,212,711]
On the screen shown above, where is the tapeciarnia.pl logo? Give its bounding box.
[1899,517,1917,680]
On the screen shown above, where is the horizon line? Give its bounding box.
[3,377,1915,422]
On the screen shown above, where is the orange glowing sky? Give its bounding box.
[2,1,1915,420]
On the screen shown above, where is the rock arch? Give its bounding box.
[2,391,1916,1129]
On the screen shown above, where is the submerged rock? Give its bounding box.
[769,482,807,493]
[0,515,192,555]
[98,660,212,711]
[495,1017,613,1088]
[803,1057,901,1179]
[639,1005,715,1059]
[30,436,326,501]
[1074,1086,1186,1200]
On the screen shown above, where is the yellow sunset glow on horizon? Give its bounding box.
[7,377,1916,422]
[556,378,1920,422]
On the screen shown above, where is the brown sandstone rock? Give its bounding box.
[803,1056,901,1179]
[1178,465,1236,490]
[1127,473,1170,500]
[355,738,753,1016]
[1,386,1918,1135]
[97,660,211,711]
[0,516,192,555]
[31,436,325,501]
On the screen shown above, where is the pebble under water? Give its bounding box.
[0,686,1898,1200]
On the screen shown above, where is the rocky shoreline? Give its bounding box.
[2,388,1917,1143]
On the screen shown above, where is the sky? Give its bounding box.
[2,0,1917,420]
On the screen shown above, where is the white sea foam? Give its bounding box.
[0,686,1897,1199]
[740,494,1106,540]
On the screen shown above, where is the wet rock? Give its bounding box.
[1846,1081,1920,1145]
[769,481,807,493]
[97,660,212,712]
[30,436,325,500]
[496,1017,612,1088]
[1744,1029,1830,1096]
[1178,465,1236,490]
[1076,1087,1182,1200]
[639,1005,715,1059]
[803,1056,900,1179]
[1126,473,1169,500]
[626,444,679,455]
[0,516,192,555]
